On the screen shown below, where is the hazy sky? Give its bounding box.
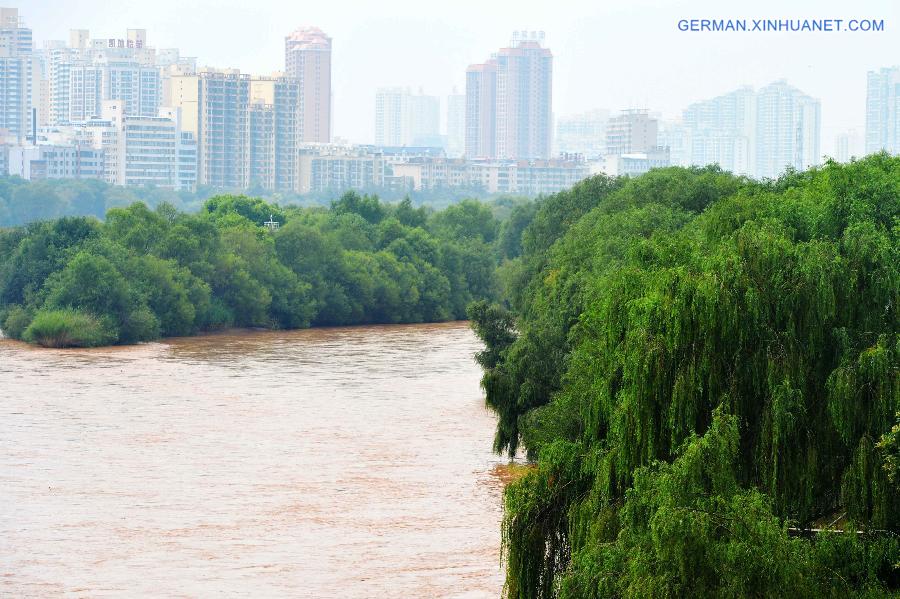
[22,0,900,155]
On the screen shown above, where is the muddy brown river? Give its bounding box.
[0,322,505,597]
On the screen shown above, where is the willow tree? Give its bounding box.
[472,157,899,597]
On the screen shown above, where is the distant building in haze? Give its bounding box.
[464,61,497,158]
[865,66,900,155]
[555,109,609,158]
[374,87,440,147]
[445,90,465,157]
[754,80,820,178]
[834,130,862,162]
[682,86,756,175]
[677,81,820,178]
[465,32,552,160]
[606,109,658,156]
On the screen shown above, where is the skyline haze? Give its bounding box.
[19,0,900,158]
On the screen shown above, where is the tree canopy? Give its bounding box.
[469,157,899,597]
[0,191,509,347]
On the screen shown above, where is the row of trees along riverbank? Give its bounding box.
[469,155,899,597]
[0,192,534,347]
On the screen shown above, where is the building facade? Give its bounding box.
[754,80,820,179]
[44,28,162,126]
[677,81,820,179]
[0,7,33,142]
[464,61,497,158]
[391,156,588,195]
[250,77,300,191]
[465,32,552,160]
[285,26,331,143]
[7,143,103,180]
[374,87,440,147]
[296,144,385,193]
[865,66,900,155]
[606,109,658,156]
[446,91,465,157]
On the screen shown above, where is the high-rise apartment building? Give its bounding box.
[465,32,552,160]
[375,87,405,147]
[249,77,300,191]
[834,130,862,163]
[170,69,250,189]
[754,80,820,179]
[865,66,900,155]
[44,28,162,125]
[606,109,658,156]
[169,69,303,192]
[678,81,820,179]
[0,7,33,141]
[196,70,249,190]
[285,26,331,143]
[0,7,30,54]
[446,90,465,157]
[374,87,440,147]
[465,61,497,158]
[95,100,196,189]
[682,86,756,175]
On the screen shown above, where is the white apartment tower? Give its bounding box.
[45,28,161,125]
[754,81,820,179]
[446,90,466,157]
[0,7,34,142]
[865,66,900,155]
[680,81,820,179]
[374,87,440,147]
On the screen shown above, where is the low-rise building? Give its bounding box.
[391,156,589,194]
[7,143,103,179]
[594,148,671,177]
[296,144,385,193]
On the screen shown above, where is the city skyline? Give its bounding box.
[20,0,900,156]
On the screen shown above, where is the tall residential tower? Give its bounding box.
[865,66,900,155]
[465,32,552,160]
[0,7,34,141]
[285,26,331,143]
[374,87,440,147]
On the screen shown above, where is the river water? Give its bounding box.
[0,322,506,597]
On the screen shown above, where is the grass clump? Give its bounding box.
[23,309,116,348]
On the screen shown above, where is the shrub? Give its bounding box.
[23,309,117,348]
[1,304,33,339]
[118,306,160,343]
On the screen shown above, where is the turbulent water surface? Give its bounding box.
[0,322,505,597]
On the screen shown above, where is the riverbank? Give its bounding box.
[0,318,474,349]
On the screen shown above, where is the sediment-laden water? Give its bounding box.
[0,322,504,597]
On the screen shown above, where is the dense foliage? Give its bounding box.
[470,157,899,597]
[0,192,507,346]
